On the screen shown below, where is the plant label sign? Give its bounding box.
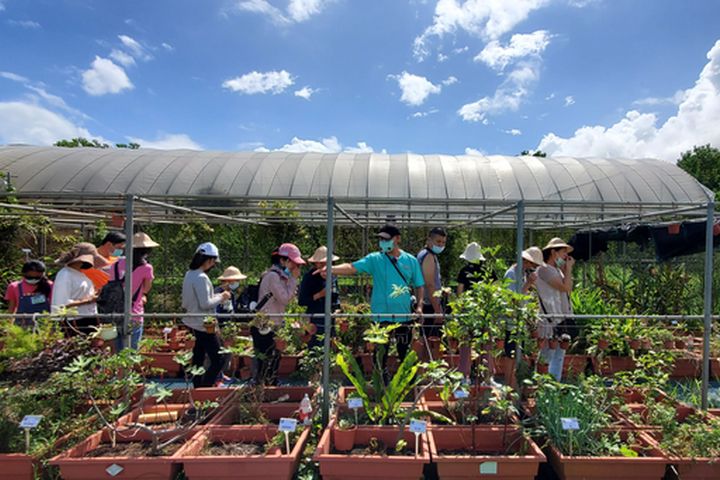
[106,464,124,477]
[348,397,363,409]
[453,389,469,399]
[561,417,580,431]
[279,418,298,433]
[409,419,427,434]
[479,461,498,475]
[19,415,43,429]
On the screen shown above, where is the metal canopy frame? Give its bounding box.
[0,147,716,415]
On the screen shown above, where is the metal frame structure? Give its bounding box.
[0,146,716,416]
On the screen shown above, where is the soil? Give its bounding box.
[86,441,182,458]
[201,442,271,456]
[438,449,512,456]
[342,446,415,457]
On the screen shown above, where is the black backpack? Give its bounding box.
[97,262,143,315]
[236,271,277,314]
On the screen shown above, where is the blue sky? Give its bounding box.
[1,0,719,161]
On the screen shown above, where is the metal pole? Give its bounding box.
[122,195,135,350]
[701,201,715,410]
[322,196,334,426]
[515,201,525,369]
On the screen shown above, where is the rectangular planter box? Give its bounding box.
[50,427,198,480]
[670,353,702,378]
[142,352,183,377]
[212,385,317,425]
[278,355,301,376]
[314,422,430,480]
[671,458,720,479]
[0,454,35,480]
[546,430,667,480]
[177,425,310,480]
[592,356,636,375]
[428,425,546,480]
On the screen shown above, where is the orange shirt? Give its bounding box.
[83,255,118,291]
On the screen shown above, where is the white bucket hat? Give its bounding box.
[459,242,485,262]
[307,246,339,263]
[543,237,574,253]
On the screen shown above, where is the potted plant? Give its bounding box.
[333,418,357,453]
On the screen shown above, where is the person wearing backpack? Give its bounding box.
[181,242,232,388]
[106,232,160,350]
[251,243,304,385]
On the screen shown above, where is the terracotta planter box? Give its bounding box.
[428,425,546,480]
[546,431,667,480]
[671,457,720,479]
[314,422,430,480]
[50,426,198,480]
[277,355,301,376]
[142,352,183,377]
[213,386,316,424]
[0,454,35,480]
[592,356,636,375]
[618,402,696,430]
[419,401,520,427]
[177,425,310,480]
[338,386,414,407]
[563,355,590,378]
[421,385,493,403]
[670,353,702,378]
[142,387,237,409]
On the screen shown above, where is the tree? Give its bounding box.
[54,137,109,149]
[677,144,720,196]
[519,150,547,157]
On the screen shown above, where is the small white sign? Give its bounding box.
[561,417,580,431]
[453,389,469,399]
[479,461,498,475]
[348,397,363,409]
[19,415,43,429]
[162,327,173,335]
[106,464,124,477]
[409,419,427,434]
[279,417,298,433]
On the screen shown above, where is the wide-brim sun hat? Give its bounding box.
[133,232,160,248]
[307,245,339,263]
[278,243,306,265]
[542,237,574,254]
[218,266,247,281]
[459,242,485,262]
[522,247,545,266]
[56,242,110,268]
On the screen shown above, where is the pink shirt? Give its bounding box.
[4,279,53,311]
[109,258,154,321]
[258,266,297,326]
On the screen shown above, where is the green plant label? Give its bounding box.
[561,417,580,430]
[279,418,298,433]
[106,464,124,477]
[348,397,363,409]
[409,419,427,434]
[19,415,43,429]
[479,461,498,474]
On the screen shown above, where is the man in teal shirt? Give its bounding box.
[322,224,424,362]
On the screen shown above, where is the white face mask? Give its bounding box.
[24,278,41,285]
[228,282,240,290]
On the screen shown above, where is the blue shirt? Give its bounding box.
[353,251,424,323]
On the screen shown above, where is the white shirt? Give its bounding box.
[51,267,97,316]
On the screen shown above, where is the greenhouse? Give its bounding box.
[0,145,718,480]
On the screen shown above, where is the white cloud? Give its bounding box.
[234,0,331,25]
[464,147,485,156]
[437,53,448,62]
[537,40,720,162]
[545,92,555,100]
[7,19,41,29]
[0,101,95,145]
[127,133,202,150]
[257,136,380,153]
[0,71,28,83]
[25,85,89,120]
[568,0,601,7]
[110,49,136,67]
[413,0,550,61]
[411,108,439,118]
[118,34,152,61]
[504,128,522,136]
[392,71,442,106]
[222,70,294,95]
[475,30,551,71]
[442,75,458,86]
[632,91,684,107]
[564,95,575,106]
[0,2,5,12]
[161,42,174,51]
[458,61,539,122]
[294,86,316,100]
[81,56,134,96]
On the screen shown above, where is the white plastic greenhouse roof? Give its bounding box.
[0,146,712,227]
[0,146,711,204]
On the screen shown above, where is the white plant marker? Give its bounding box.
[409,419,427,457]
[279,417,298,455]
[19,415,43,453]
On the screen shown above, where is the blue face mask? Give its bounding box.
[282,266,291,276]
[112,248,124,257]
[379,239,394,253]
[431,245,445,255]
